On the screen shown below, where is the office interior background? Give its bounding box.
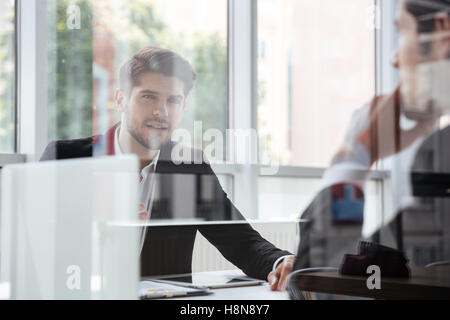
[0,0,449,276]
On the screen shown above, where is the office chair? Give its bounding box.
[425,261,450,268]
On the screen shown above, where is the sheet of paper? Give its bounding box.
[139,281,206,299]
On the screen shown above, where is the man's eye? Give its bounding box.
[143,95,156,100]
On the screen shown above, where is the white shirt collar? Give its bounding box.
[114,125,160,176]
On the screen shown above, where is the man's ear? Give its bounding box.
[115,89,127,112]
[434,12,450,59]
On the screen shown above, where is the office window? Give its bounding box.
[46,0,227,146]
[259,177,322,220]
[47,0,93,142]
[257,0,375,167]
[259,175,381,223]
[92,0,227,144]
[0,0,15,153]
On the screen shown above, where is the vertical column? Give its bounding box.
[227,0,259,219]
[17,0,48,160]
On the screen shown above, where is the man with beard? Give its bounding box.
[41,46,294,290]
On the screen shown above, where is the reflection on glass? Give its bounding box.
[0,0,15,153]
[294,0,450,276]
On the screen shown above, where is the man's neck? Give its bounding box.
[118,125,159,170]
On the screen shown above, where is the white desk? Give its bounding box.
[153,270,290,300]
[173,283,289,300]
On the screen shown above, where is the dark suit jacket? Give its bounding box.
[40,125,292,280]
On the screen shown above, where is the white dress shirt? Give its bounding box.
[114,125,293,271]
[318,104,428,237]
[114,125,160,253]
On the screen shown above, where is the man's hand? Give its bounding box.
[267,255,295,291]
[358,86,437,165]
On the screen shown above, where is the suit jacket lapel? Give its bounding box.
[92,123,119,157]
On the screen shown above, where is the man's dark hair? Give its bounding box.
[405,0,450,55]
[405,0,450,33]
[119,46,197,97]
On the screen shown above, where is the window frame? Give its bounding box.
[0,0,48,162]
[224,0,259,218]
[15,0,48,160]
[0,0,19,157]
[0,154,25,167]
[224,0,397,220]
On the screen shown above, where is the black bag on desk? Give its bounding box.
[339,241,410,278]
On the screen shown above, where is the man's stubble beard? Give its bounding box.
[125,109,168,150]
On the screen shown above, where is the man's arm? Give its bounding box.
[196,165,292,280]
[198,215,292,281]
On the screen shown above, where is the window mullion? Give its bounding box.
[227,0,259,218]
[16,0,48,160]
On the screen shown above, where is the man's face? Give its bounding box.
[395,1,429,79]
[119,72,186,150]
[395,1,450,115]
